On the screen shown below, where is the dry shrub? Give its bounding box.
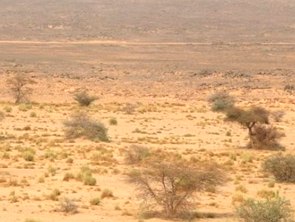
[64,112,109,142]
[263,154,295,183]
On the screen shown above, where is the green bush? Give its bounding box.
[263,154,295,183]
[236,194,293,222]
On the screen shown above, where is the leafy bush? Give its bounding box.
[208,92,235,112]
[73,90,97,106]
[64,112,109,142]
[263,154,295,183]
[236,194,294,222]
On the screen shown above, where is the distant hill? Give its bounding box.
[0,0,294,42]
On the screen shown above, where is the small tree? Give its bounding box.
[225,106,284,149]
[73,90,97,107]
[7,73,33,104]
[208,94,284,150]
[226,106,269,136]
[129,160,225,217]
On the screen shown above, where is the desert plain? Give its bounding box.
[0,1,295,222]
